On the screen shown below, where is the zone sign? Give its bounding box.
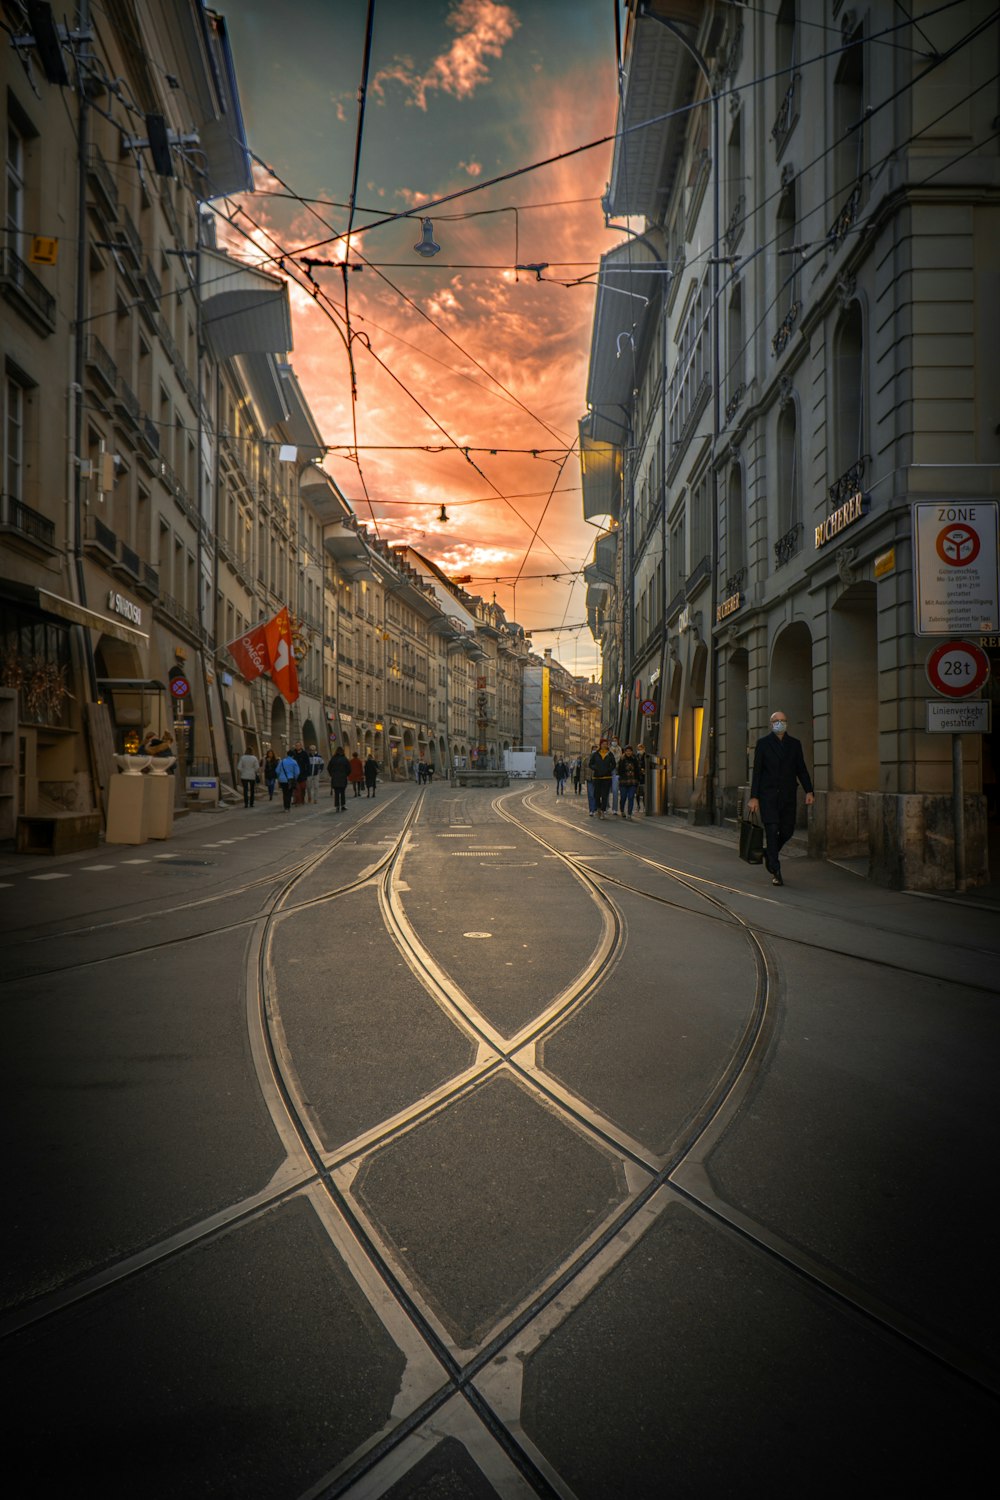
[925,640,990,699]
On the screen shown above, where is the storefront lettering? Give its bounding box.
[107,589,142,626]
[814,492,867,549]
[716,592,742,623]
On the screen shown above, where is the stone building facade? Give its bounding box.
[583,0,999,887]
[1,1,530,842]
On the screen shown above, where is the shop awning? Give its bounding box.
[37,589,149,646]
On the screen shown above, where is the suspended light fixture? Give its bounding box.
[438,504,449,523]
[414,218,441,257]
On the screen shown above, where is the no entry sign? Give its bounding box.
[640,699,657,716]
[170,675,191,698]
[913,502,999,635]
[925,640,990,699]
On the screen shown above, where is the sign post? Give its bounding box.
[924,639,991,892]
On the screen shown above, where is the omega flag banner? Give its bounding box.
[226,607,300,704]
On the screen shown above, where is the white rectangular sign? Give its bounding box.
[913,502,999,635]
[926,700,991,733]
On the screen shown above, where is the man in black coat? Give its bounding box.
[748,709,814,885]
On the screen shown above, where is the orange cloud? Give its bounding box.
[373,0,520,111]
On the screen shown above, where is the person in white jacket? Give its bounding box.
[236,748,260,808]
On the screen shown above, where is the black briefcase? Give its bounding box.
[738,814,764,864]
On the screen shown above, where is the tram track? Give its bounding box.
[246,787,778,1497]
[5,781,995,1499]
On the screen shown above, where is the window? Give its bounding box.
[727,281,744,409]
[833,303,864,482]
[777,400,799,538]
[668,278,711,457]
[775,183,798,322]
[5,119,25,252]
[4,372,25,501]
[834,29,865,207]
[726,462,746,577]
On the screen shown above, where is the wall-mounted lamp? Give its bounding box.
[413,219,441,258]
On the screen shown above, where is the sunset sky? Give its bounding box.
[219,0,621,677]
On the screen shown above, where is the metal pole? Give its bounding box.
[952,731,965,891]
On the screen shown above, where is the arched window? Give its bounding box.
[727,280,744,409]
[726,462,746,577]
[776,182,797,322]
[777,399,799,541]
[833,302,864,481]
[834,28,864,207]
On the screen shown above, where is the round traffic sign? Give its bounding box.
[640,698,657,716]
[935,524,980,567]
[170,675,190,698]
[925,640,990,698]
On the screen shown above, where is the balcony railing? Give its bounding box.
[1,246,56,334]
[723,566,747,599]
[85,334,118,394]
[725,382,746,425]
[828,455,868,508]
[2,494,56,549]
[120,206,143,267]
[115,375,141,428]
[116,541,141,578]
[85,143,118,221]
[774,521,802,569]
[140,416,160,457]
[85,515,118,559]
[828,179,864,249]
[771,300,800,357]
[770,74,800,156]
[724,193,746,256]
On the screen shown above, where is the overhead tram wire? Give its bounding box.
[341,0,380,535]
[244,0,973,266]
[211,205,579,574]
[231,143,577,453]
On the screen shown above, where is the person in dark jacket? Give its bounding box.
[553,757,568,795]
[264,750,278,800]
[327,745,350,811]
[617,745,639,819]
[348,751,365,796]
[748,709,814,886]
[275,750,301,812]
[588,739,615,819]
[364,755,379,797]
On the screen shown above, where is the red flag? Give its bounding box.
[264,606,299,704]
[227,621,271,681]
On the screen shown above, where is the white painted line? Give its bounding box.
[30,872,72,881]
[0,881,13,887]
[154,854,177,859]
[81,864,115,870]
[121,858,151,864]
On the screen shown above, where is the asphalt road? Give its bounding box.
[2,782,997,1497]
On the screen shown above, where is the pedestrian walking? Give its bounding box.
[275,750,300,812]
[237,746,260,808]
[617,745,639,819]
[584,743,598,815]
[306,746,325,803]
[264,750,278,801]
[328,744,350,811]
[747,709,814,886]
[609,738,622,814]
[364,755,379,797]
[349,751,365,797]
[634,747,646,812]
[553,756,568,795]
[293,742,309,806]
[572,755,582,795]
[589,738,615,819]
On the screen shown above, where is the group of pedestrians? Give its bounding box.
[235,742,379,813]
[577,740,645,819]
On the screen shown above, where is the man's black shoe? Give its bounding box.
[772,873,783,886]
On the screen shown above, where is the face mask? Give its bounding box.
[772,721,787,735]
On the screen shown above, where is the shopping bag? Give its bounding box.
[738,813,764,864]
